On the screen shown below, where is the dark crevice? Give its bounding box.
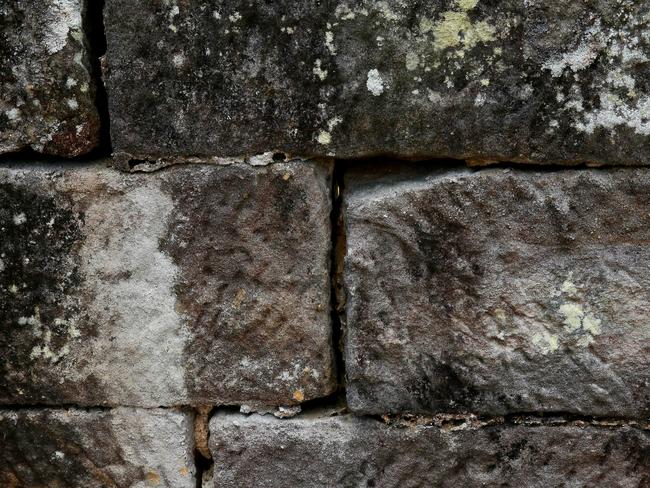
[330,162,347,401]
[0,403,112,412]
[193,405,216,488]
[82,0,112,158]
[296,392,348,415]
[0,148,69,164]
[336,154,650,172]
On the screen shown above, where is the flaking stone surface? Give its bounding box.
[0,407,195,488]
[209,412,650,488]
[343,164,650,417]
[0,1,100,156]
[104,0,650,165]
[0,159,335,407]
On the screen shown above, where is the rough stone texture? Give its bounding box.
[0,1,100,156]
[104,0,650,166]
[209,412,650,487]
[0,159,335,407]
[0,407,195,488]
[343,164,650,417]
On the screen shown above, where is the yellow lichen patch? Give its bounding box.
[317,130,332,145]
[292,389,305,402]
[232,288,246,310]
[559,302,584,332]
[179,467,189,476]
[557,285,602,345]
[145,470,161,486]
[431,11,496,52]
[532,331,559,355]
[492,307,507,322]
[582,314,602,336]
[456,0,479,11]
[561,279,578,295]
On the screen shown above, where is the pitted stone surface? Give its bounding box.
[0,1,100,156]
[343,164,650,416]
[0,408,195,488]
[209,413,650,487]
[105,0,650,165]
[0,159,335,407]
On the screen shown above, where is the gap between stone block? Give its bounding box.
[83,0,112,157]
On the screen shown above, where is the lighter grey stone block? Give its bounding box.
[209,412,649,487]
[343,164,650,416]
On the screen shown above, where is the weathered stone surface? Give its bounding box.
[104,0,650,165]
[210,412,650,487]
[0,1,100,156]
[0,159,335,407]
[343,164,650,416]
[0,407,195,487]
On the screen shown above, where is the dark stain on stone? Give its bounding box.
[405,355,480,412]
[160,164,331,404]
[0,410,145,487]
[0,183,84,402]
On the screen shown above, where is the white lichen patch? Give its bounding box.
[375,1,401,22]
[27,308,77,363]
[5,108,20,122]
[405,52,420,71]
[325,29,336,55]
[172,53,186,68]
[44,0,83,54]
[575,92,650,136]
[543,41,603,77]
[312,59,328,81]
[13,213,26,225]
[549,19,650,138]
[366,69,385,96]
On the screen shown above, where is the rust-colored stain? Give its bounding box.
[293,389,305,402]
[145,469,161,486]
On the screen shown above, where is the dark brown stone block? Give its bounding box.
[105,0,650,165]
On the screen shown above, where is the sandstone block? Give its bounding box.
[343,164,650,416]
[0,160,335,407]
[209,412,649,487]
[0,407,195,488]
[105,0,650,165]
[0,1,100,156]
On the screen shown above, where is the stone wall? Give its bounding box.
[1,1,648,487]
